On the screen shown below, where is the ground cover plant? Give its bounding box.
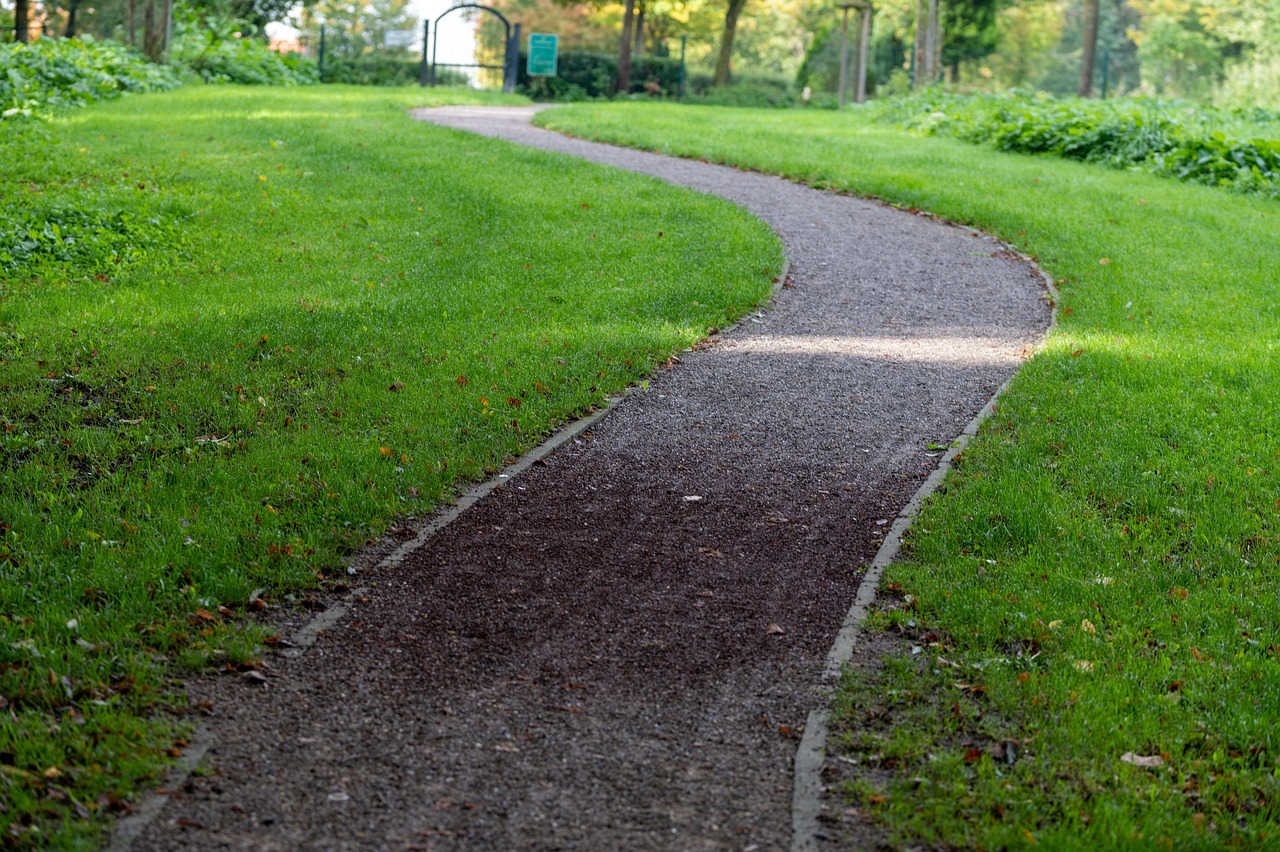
[0,36,181,118]
[876,91,1280,199]
[539,102,1280,847]
[0,86,781,846]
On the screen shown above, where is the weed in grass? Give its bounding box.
[0,87,781,845]
[537,102,1280,847]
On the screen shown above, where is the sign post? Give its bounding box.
[527,33,558,76]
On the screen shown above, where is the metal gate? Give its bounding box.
[424,4,520,94]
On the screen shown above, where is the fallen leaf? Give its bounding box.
[1170,587,1189,601]
[1120,752,1164,768]
[241,670,268,685]
[388,381,405,392]
[1074,660,1095,673]
[191,608,218,624]
[493,743,521,753]
[766,622,786,635]
[1081,619,1096,635]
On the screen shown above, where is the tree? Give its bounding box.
[940,0,1000,80]
[1078,0,1099,94]
[617,0,636,91]
[190,0,301,34]
[14,0,30,41]
[712,0,748,84]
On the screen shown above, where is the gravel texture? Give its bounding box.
[129,106,1051,850]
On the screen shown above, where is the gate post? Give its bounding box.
[427,20,437,86]
[504,23,521,93]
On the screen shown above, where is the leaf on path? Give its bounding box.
[493,743,521,753]
[766,622,786,635]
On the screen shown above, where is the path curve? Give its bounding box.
[129,106,1050,850]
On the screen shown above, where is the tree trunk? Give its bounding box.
[633,0,645,56]
[616,0,636,93]
[64,0,80,37]
[160,0,171,60]
[14,0,30,42]
[143,0,158,60]
[713,0,748,86]
[1079,0,1099,96]
[126,0,136,45]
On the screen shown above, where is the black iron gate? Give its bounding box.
[423,4,520,93]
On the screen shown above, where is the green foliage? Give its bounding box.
[879,90,1280,197]
[0,206,180,277]
[182,36,318,84]
[320,55,452,86]
[516,50,796,105]
[0,36,181,118]
[517,51,682,100]
[171,7,318,85]
[538,98,1280,849]
[0,85,779,846]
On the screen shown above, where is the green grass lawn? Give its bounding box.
[0,87,781,846]
[539,103,1280,848]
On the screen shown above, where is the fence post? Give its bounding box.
[420,20,430,86]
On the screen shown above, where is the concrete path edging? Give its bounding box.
[792,255,1058,849]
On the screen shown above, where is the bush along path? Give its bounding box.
[127,106,1050,849]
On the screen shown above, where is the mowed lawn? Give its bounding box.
[540,102,1280,848]
[0,87,781,845]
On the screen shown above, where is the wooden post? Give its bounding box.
[855,4,871,104]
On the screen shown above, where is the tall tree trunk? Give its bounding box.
[143,0,158,60]
[126,0,136,45]
[64,0,80,37]
[160,0,171,60]
[1079,0,1099,96]
[616,0,636,93]
[14,0,30,41]
[633,0,645,56]
[713,0,748,86]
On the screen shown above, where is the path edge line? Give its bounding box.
[791,254,1059,850]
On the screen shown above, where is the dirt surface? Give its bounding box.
[129,106,1050,850]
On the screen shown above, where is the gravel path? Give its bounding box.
[129,106,1050,850]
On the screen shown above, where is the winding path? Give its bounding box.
[127,106,1050,850]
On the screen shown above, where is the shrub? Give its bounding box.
[0,36,181,118]
[516,50,797,105]
[877,91,1280,198]
[176,29,318,85]
[321,55,448,86]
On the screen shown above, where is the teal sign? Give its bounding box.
[527,33,558,77]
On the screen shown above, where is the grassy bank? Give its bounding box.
[0,87,781,845]
[539,103,1280,847]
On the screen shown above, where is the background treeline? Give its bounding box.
[2,0,1278,108]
